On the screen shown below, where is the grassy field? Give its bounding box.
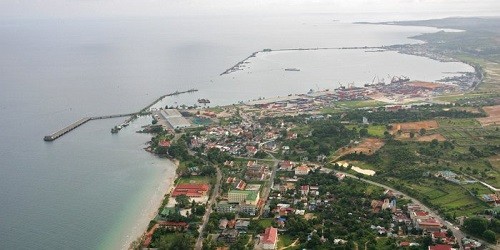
[406,179,488,216]
[437,118,481,128]
[257,218,273,228]
[346,124,387,137]
[277,234,298,249]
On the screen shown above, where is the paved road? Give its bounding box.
[258,158,278,218]
[195,166,222,250]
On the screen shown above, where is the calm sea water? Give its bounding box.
[0,14,474,249]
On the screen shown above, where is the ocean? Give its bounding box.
[0,14,475,249]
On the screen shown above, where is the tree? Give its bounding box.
[463,217,488,235]
[419,128,426,136]
[482,230,496,243]
[430,139,439,148]
[157,233,195,250]
[409,131,415,138]
[175,194,191,209]
[359,128,369,137]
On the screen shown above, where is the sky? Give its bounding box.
[0,0,499,20]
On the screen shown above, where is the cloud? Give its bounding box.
[0,0,499,19]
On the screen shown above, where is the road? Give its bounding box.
[320,168,469,249]
[195,166,222,250]
[257,154,278,218]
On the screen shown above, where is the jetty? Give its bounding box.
[43,117,92,141]
[43,89,198,141]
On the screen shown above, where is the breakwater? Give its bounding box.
[220,46,382,75]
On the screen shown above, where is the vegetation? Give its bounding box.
[281,119,356,161]
[463,217,499,243]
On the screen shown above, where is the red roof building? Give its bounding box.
[235,180,246,190]
[171,183,210,197]
[261,227,278,249]
[279,160,294,171]
[428,244,452,250]
[418,218,442,232]
[158,221,189,231]
[159,139,171,147]
[432,231,447,239]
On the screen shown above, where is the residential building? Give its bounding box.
[216,201,237,213]
[219,218,228,230]
[300,185,310,196]
[261,227,278,249]
[158,221,189,231]
[279,161,295,171]
[295,165,310,176]
[428,244,452,250]
[218,229,239,243]
[235,220,250,231]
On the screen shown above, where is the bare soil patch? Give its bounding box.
[392,120,439,132]
[336,138,385,158]
[477,105,500,126]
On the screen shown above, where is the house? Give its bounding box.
[410,210,429,224]
[432,231,447,241]
[219,218,229,230]
[300,185,310,196]
[171,183,210,197]
[235,220,250,231]
[235,180,246,190]
[158,139,171,147]
[246,164,265,180]
[246,146,257,156]
[295,165,310,176]
[158,221,189,231]
[261,227,278,249]
[418,218,442,232]
[335,172,346,181]
[309,186,319,196]
[279,160,295,171]
[218,229,239,243]
[428,244,452,250]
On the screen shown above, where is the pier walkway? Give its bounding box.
[44,117,92,141]
[43,89,197,141]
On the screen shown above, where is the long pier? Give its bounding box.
[43,89,197,141]
[43,117,92,141]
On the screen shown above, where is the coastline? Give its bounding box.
[123,159,179,250]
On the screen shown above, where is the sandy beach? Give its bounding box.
[122,159,179,250]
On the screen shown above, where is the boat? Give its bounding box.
[111,126,120,133]
[391,75,410,84]
[198,98,211,104]
[284,68,300,71]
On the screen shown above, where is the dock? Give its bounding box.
[43,89,198,141]
[43,117,91,141]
